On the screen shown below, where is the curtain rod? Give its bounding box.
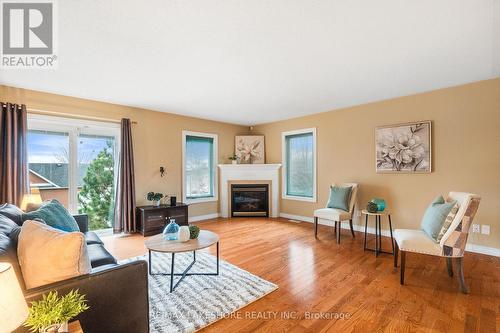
[27,108,138,125]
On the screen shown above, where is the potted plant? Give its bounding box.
[24,290,89,333]
[147,192,164,206]
[228,155,238,165]
[189,225,200,239]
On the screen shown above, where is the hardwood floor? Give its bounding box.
[102,218,500,333]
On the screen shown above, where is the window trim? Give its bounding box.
[182,130,218,204]
[281,127,317,202]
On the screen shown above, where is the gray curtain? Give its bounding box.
[0,103,28,206]
[114,118,136,233]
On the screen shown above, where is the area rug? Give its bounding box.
[121,252,278,333]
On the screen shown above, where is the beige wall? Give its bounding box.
[0,85,247,219]
[2,79,499,248]
[254,78,500,249]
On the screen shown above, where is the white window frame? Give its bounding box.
[281,127,317,202]
[182,130,218,204]
[27,114,120,214]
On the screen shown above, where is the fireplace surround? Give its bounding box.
[218,164,281,218]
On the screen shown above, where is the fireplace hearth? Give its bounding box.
[231,184,269,217]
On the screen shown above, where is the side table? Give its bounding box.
[361,209,394,256]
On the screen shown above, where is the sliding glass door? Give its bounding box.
[27,115,120,231]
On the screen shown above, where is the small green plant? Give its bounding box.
[25,290,89,332]
[189,225,200,239]
[228,155,238,161]
[366,201,378,213]
[147,192,164,201]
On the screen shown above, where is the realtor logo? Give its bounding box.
[1,0,57,68]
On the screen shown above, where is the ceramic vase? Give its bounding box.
[178,226,190,242]
[57,322,68,333]
[40,324,60,333]
[370,198,386,212]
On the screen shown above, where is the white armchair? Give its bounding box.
[314,183,358,244]
[394,192,481,294]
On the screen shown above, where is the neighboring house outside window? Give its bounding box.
[182,131,218,204]
[282,128,317,202]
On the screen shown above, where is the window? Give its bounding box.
[182,131,218,203]
[282,128,316,202]
[27,115,120,231]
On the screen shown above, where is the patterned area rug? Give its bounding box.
[121,252,278,333]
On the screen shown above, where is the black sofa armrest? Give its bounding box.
[73,214,89,232]
[18,261,149,333]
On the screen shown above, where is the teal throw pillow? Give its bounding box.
[327,186,352,211]
[22,199,80,232]
[421,195,457,242]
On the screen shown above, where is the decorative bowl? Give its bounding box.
[370,198,386,212]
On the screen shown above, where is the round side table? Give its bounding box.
[361,209,394,257]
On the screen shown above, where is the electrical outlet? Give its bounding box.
[481,224,490,235]
[472,224,480,233]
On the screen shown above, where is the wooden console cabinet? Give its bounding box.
[136,203,189,236]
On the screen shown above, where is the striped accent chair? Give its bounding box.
[393,192,481,293]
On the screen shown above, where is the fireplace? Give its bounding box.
[231,184,269,217]
[219,164,280,217]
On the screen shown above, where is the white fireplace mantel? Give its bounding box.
[218,164,281,218]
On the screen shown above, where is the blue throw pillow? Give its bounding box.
[421,195,457,242]
[327,186,352,211]
[22,199,80,232]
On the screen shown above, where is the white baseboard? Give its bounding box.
[465,243,500,257]
[279,213,393,237]
[279,213,500,257]
[279,213,314,223]
[189,213,220,223]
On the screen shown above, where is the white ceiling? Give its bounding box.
[1,0,499,125]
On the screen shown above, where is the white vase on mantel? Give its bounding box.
[231,160,237,165]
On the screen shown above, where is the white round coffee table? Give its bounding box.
[145,230,219,292]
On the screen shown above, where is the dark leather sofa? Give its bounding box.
[0,204,149,333]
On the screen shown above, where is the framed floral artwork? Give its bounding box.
[375,121,432,173]
[235,135,265,164]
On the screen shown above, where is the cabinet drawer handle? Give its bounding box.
[147,215,163,220]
